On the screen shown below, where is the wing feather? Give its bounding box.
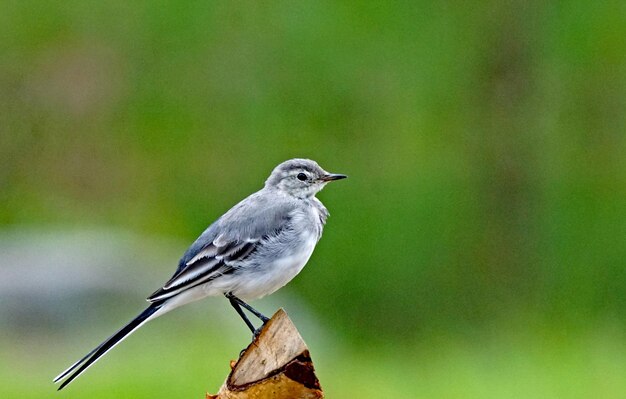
[147,240,261,302]
[147,193,297,302]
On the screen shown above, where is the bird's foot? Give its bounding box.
[251,317,270,339]
[253,327,263,339]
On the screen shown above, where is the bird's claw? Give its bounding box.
[252,326,263,339]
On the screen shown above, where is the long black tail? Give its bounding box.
[54,303,162,390]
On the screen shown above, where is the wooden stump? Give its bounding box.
[207,309,324,399]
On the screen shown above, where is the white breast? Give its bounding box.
[237,229,317,300]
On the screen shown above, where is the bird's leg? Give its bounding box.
[227,295,256,334]
[225,293,270,336]
[228,294,270,323]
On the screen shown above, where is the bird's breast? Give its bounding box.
[234,227,318,300]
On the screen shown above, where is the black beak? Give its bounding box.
[320,173,348,182]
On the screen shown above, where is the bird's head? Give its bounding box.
[265,158,347,199]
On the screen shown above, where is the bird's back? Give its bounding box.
[177,189,296,274]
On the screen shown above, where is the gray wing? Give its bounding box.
[148,192,295,302]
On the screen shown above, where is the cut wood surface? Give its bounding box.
[207,309,323,399]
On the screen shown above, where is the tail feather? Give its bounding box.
[54,304,161,390]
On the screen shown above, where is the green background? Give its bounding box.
[1,1,625,398]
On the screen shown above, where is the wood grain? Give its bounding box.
[207,309,323,399]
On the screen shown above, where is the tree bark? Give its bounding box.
[207,309,324,399]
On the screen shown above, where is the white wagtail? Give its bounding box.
[53,158,346,390]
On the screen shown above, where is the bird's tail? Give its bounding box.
[53,303,162,390]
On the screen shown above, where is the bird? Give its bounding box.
[53,158,347,390]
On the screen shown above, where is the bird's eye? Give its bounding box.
[296,173,307,181]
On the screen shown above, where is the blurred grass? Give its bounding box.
[1,0,625,397]
[2,317,626,398]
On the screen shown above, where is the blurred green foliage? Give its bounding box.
[3,320,626,398]
[1,0,625,397]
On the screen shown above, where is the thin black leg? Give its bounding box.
[224,293,270,323]
[229,294,270,323]
[227,296,256,333]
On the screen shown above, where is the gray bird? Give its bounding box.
[54,158,346,390]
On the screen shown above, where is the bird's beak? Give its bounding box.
[320,173,348,182]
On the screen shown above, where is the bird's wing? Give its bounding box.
[148,193,295,302]
[147,239,256,301]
